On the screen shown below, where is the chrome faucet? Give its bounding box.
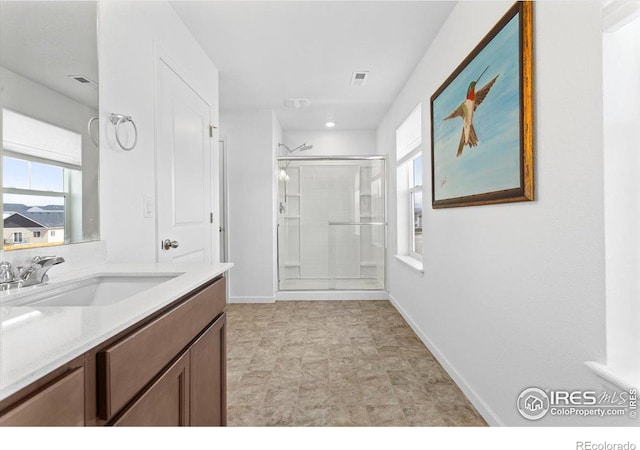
[0,261,16,284]
[17,256,65,287]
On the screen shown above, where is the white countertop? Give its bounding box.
[0,262,233,401]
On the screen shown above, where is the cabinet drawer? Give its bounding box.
[98,276,225,419]
[0,368,84,427]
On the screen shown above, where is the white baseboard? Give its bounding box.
[276,290,389,301]
[388,293,504,426]
[228,296,276,304]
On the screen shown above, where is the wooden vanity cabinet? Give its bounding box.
[0,275,227,427]
[109,312,226,427]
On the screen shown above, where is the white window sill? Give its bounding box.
[394,255,424,274]
[585,360,640,392]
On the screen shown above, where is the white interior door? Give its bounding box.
[156,59,212,264]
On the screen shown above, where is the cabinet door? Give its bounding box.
[112,352,190,426]
[98,277,225,420]
[0,367,84,427]
[190,312,226,426]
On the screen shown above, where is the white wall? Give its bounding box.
[282,130,377,157]
[98,1,219,263]
[379,1,612,425]
[221,108,278,302]
[603,17,640,365]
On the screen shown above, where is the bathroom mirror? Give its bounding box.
[0,1,100,251]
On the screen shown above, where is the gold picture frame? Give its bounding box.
[430,1,533,208]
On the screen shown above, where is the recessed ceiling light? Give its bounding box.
[325,122,336,128]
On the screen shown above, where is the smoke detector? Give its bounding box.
[284,98,311,109]
[68,75,97,88]
[350,71,369,87]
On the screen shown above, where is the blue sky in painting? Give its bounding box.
[432,15,520,201]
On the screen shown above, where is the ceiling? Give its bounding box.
[0,1,98,110]
[171,1,455,130]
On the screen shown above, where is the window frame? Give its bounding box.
[395,102,424,269]
[408,154,423,260]
[2,152,71,250]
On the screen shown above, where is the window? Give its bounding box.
[2,109,80,251]
[410,156,423,257]
[594,6,640,389]
[51,230,56,237]
[395,104,424,271]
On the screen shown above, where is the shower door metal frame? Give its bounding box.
[276,155,388,291]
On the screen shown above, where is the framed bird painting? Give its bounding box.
[430,1,533,208]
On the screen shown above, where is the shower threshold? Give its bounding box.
[279,278,384,291]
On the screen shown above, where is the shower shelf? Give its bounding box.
[284,215,300,219]
[283,263,301,267]
[286,194,301,197]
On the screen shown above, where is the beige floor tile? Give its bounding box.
[262,404,297,426]
[225,301,487,427]
[328,405,370,426]
[366,405,407,426]
[227,384,268,406]
[263,383,300,405]
[227,405,265,426]
[361,384,399,405]
[293,406,331,426]
[297,384,332,407]
[240,370,272,386]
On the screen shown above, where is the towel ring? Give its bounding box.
[87,116,99,147]
[110,113,138,151]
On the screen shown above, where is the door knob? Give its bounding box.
[162,239,180,250]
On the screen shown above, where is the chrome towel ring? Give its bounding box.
[110,113,138,151]
[88,116,99,147]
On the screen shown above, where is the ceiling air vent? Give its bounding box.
[350,71,369,87]
[68,75,97,88]
[284,98,311,109]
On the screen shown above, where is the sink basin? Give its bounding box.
[2,273,182,307]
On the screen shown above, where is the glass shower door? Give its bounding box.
[277,157,386,291]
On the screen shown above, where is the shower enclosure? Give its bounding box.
[277,156,386,291]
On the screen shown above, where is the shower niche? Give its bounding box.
[277,157,386,291]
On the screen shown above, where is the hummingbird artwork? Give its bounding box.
[444,66,499,157]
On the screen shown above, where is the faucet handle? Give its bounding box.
[32,256,64,266]
[0,262,15,283]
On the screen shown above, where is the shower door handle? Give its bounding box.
[328,222,387,226]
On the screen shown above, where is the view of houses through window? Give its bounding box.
[1,109,83,251]
[2,157,67,251]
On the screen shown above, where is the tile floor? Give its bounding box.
[225,300,487,427]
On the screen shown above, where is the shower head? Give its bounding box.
[278,142,313,154]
